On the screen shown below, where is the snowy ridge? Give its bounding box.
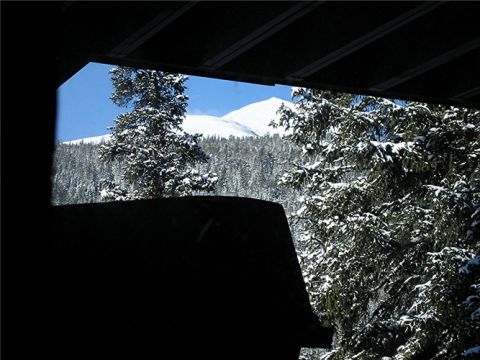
[65,134,112,145]
[62,97,294,144]
[182,114,258,138]
[223,97,294,136]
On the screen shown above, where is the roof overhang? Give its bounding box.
[59,1,480,109]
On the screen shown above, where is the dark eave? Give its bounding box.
[59,1,480,109]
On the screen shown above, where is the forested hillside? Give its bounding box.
[52,135,305,216]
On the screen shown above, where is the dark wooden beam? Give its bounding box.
[202,1,323,69]
[369,36,480,91]
[288,2,443,80]
[108,2,197,58]
[450,85,480,100]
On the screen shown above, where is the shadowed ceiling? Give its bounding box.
[59,1,480,109]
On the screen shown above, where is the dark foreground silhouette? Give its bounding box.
[50,196,333,359]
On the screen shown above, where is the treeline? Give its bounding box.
[51,135,305,216]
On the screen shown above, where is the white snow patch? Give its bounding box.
[369,140,412,155]
[63,134,112,145]
[223,97,295,136]
[182,114,257,138]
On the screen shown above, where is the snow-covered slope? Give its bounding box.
[182,115,257,138]
[223,97,294,136]
[63,97,294,144]
[64,134,111,145]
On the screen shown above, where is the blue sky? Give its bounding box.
[56,62,292,142]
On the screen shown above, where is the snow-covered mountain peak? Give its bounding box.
[183,114,257,138]
[224,97,293,117]
[223,97,294,136]
[62,97,295,144]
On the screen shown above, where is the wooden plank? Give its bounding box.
[288,2,444,79]
[108,2,197,57]
[370,36,480,91]
[450,86,480,100]
[203,1,323,69]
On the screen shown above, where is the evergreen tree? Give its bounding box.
[99,66,217,200]
[275,88,480,359]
